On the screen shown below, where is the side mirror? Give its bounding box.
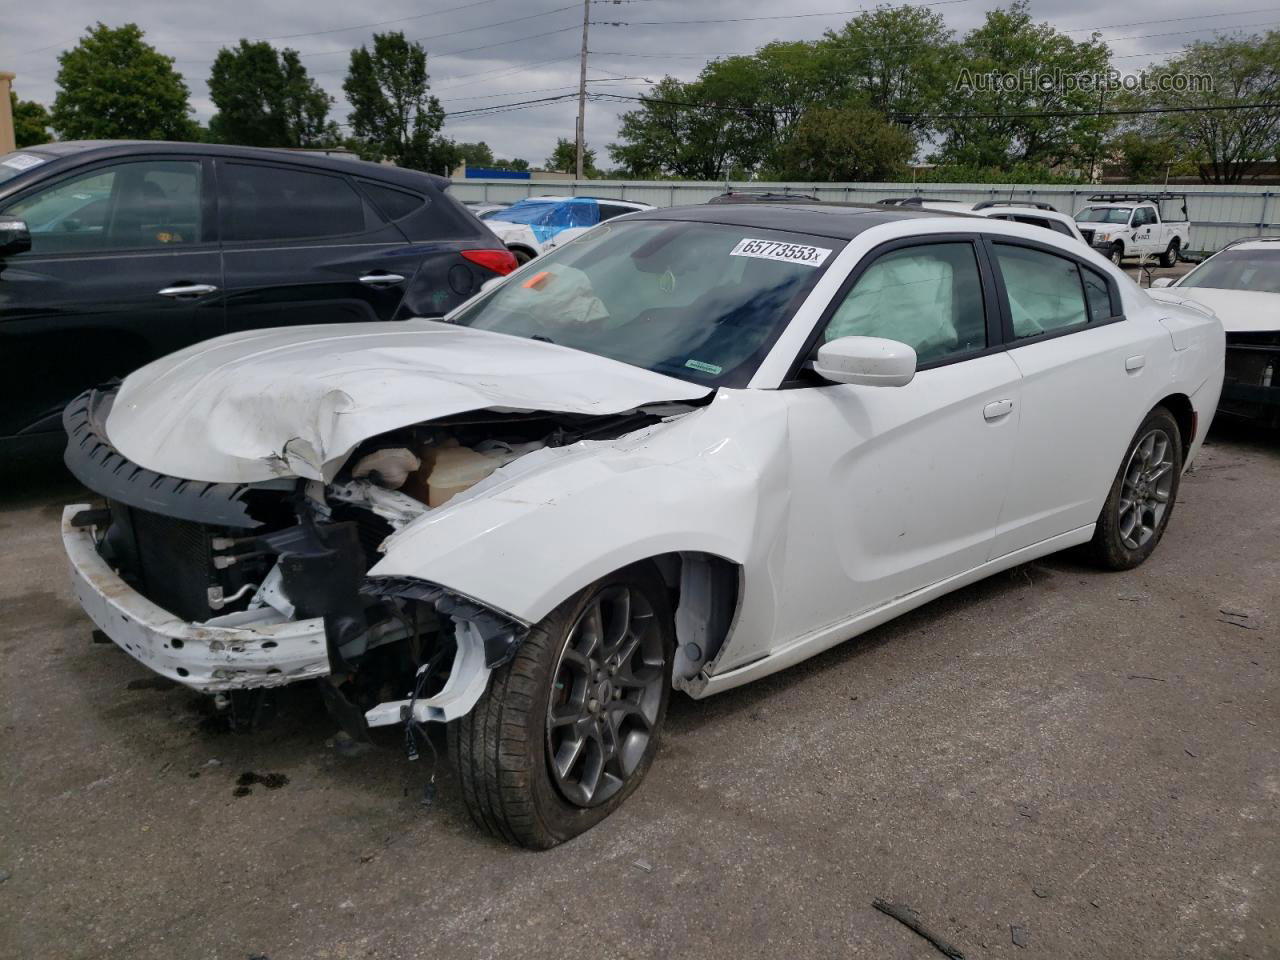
[813,335,917,387]
[0,217,31,257]
[1150,277,1174,288]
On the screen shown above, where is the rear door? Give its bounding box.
[986,238,1168,557]
[215,159,425,331]
[0,155,222,439]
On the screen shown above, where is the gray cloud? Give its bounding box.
[2,0,1276,165]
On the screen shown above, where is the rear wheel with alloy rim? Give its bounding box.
[1086,406,1183,570]
[448,565,673,847]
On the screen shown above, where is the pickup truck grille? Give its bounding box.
[1079,228,1096,245]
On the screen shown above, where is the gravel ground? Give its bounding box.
[0,421,1276,960]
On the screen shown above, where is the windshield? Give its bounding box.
[450,219,842,387]
[0,151,51,187]
[1179,249,1280,293]
[1076,207,1131,225]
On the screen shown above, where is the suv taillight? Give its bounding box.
[462,249,519,276]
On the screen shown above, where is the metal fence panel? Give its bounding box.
[451,178,1280,253]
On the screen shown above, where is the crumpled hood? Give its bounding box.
[107,320,710,484]
[1148,286,1279,334]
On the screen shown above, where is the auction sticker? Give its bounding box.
[1,153,46,172]
[730,237,831,267]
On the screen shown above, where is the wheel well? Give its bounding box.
[506,243,536,259]
[643,552,741,683]
[1158,393,1195,451]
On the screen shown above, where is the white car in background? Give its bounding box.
[1151,237,1280,424]
[914,199,1089,244]
[485,195,654,263]
[61,203,1223,847]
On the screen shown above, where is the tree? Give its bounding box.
[343,31,450,171]
[817,6,956,139]
[1107,130,1197,183]
[546,136,597,175]
[1123,32,1280,183]
[455,141,495,168]
[772,105,914,181]
[11,93,51,147]
[51,23,196,141]
[208,40,337,147]
[609,76,747,179]
[933,2,1112,172]
[493,157,530,172]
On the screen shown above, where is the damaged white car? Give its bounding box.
[62,204,1223,847]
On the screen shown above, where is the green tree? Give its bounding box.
[343,31,450,171]
[771,105,914,181]
[1106,130,1198,183]
[455,141,495,168]
[817,6,956,139]
[208,40,337,147]
[11,92,51,147]
[492,156,530,172]
[51,23,196,141]
[1123,32,1280,183]
[545,136,597,175]
[934,1,1112,172]
[609,76,748,179]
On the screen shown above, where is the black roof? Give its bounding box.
[628,202,968,241]
[4,140,450,191]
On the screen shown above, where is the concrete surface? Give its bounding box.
[1,424,1276,960]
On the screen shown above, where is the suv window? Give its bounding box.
[221,162,366,242]
[359,181,425,222]
[3,159,202,255]
[823,242,987,365]
[994,244,1089,339]
[598,203,637,221]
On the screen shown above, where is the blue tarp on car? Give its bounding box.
[493,198,601,244]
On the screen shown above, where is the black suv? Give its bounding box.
[0,141,516,453]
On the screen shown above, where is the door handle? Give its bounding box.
[157,283,218,298]
[1125,355,1146,372]
[359,273,406,287]
[983,399,1014,421]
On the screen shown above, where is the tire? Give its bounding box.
[510,247,534,266]
[448,565,674,848]
[1109,242,1125,265]
[1160,239,1180,268]
[1086,406,1184,571]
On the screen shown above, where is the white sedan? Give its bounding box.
[61,203,1224,847]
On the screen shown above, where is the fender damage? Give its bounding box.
[60,321,791,735]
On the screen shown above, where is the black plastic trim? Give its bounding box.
[61,387,280,529]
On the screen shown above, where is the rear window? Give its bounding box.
[0,151,51,186]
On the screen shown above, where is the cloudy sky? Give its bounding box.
[2,0,1277,165]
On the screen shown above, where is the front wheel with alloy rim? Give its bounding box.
[447,565,673,848]
[1086,406,1184,570]
[1109,242,1125,265]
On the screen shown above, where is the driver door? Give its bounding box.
[741,237,1024,663]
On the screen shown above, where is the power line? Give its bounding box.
[591,0,981,28]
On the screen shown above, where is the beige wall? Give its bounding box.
[0,73,15,153]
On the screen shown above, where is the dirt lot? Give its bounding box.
[1,421,1276,960]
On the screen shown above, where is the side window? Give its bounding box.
[598,203,636,221]
[1081,266,1115,321]
[221,163,366,242]
[359,181,426,222]
[994,244,1088,339]
[823,242,987,365]
[3,160,202,255]
[1048,219,1074,237]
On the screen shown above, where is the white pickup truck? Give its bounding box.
[1074,193,1192,267]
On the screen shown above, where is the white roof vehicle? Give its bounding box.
[1149,237,1280,425]
[1074,193,1192,266]
[912,199,1089,244]
[62,204,1224,847]
[484,195,654,262]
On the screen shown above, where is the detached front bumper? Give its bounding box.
[63,504,332,692]
[1220,337,1280,422]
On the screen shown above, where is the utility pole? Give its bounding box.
[576,0,590,180]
